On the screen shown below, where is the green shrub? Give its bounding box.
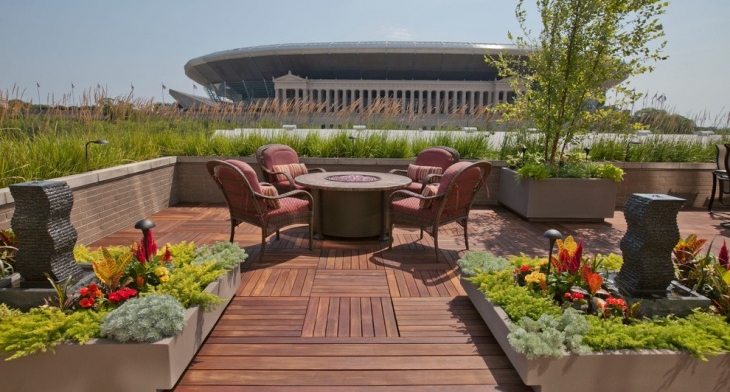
[100,294,185,343]
[148,261,226,310]
[0,307,107,360]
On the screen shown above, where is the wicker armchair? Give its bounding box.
[389,146,460,193]
[255,144,326,193]
[206,159,313,262]
[388,160,491,260]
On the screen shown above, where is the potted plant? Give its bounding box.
[489,0,667,221]
[0,229,247,392]
[0,229,20,288]
[458,236,730,392]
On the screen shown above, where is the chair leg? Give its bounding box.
[308,223,313,251]
[388,224,394,250]
[229,220,236,243]
[419,228,424,240]
[463,220,470,250]
[276,228,280,240]
[259,232,267,262]
[433,230,439,261]
[709,173,718,213]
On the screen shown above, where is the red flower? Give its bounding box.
[135,242,147,264]
[519,265,530,272]
[568,238,583,274]
[108,287,138,304]
[79,297,95,308]
[719,240,729,270]
[162,246,172,263]
[79,287,89,297]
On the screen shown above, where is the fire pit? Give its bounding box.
[326,174,380,182]
[294,171,412,239]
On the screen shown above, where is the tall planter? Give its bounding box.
[498,167,618,222]
[0,264,241,392]
[461,277,729,392]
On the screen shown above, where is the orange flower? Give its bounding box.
[587,273,604,294]
[136,276,145,287]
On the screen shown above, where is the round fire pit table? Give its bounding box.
[295,171,412,239]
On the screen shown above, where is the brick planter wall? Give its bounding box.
[0,157,177,245]
[0,157,717,245]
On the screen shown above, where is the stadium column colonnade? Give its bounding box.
[271,72,518,115]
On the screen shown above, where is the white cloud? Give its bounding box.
[382,26,415,41]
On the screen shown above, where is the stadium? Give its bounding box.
[172,42,528,127]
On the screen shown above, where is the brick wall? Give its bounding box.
[0,157,177,245]
[0,157,717,245]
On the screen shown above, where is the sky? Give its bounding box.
[1,0,728,125]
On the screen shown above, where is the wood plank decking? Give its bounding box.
[88,203,730,391]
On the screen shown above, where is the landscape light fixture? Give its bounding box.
[625,140,642,162]
[85,139,109,161]
[134,218,156,262]
[543,229,563,276]
[348,135,358,157]
[584,147,591,161]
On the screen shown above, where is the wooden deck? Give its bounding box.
[89,203,730,391]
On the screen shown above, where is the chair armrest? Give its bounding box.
[419,173,443,191]
[309,167,326,173]
[278,189,314,205]
[267,170,295,187]
[389,189,443,203]
[389,169,408,175]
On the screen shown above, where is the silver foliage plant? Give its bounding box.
[507,307,592,359]
[192,241,248,270]
[100,294,186,343]
[457,250,511,277]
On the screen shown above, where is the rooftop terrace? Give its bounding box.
[87,203,730,391]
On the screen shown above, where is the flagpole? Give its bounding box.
[36,82,41,110]
[161,83,166,105]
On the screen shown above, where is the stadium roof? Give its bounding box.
[184,41,527,86]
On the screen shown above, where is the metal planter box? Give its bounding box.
[0,264,241,392]
[461,277,728,392]
[498,167,618,222]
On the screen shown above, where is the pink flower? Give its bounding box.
[719,240,729,270]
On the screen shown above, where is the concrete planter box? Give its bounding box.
[497,167,618,222]
[461,277,728,392]
[0,264,241,392]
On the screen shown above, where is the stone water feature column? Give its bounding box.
[616,193,685,297]
[9,180,83,284]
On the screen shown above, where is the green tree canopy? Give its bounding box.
[489,0,668,164]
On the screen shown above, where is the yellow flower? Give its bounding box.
[525,271,545,284]
[154,266,169,277]
[159,275,169,283]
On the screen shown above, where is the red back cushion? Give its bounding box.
[225,159,262,193]
[415,148,456,171]
[262,145,300,169]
